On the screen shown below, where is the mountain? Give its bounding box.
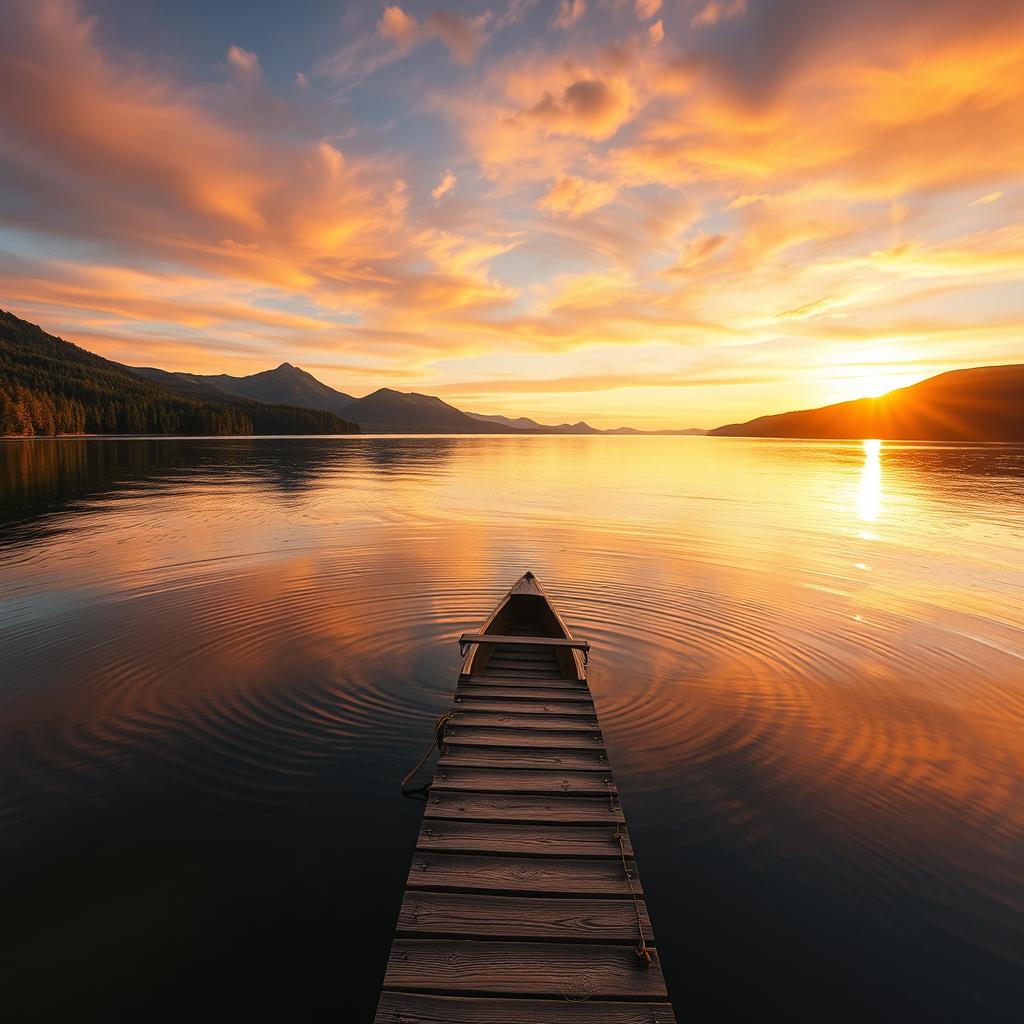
[468,412,601,434]
[467,413,708,435]
[602,426,707,435]
[131,362,356,416]
[344,389,517,433]
[124,357,707,434]
[0,310,359,436]
[710,365,1024,441]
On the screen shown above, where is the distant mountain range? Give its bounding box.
[130,361,707,435]
[464,412,707,435]
[0,311,359,436]
[710,364,1024,441]
[130,364,518,433]
[4,309,1021,440]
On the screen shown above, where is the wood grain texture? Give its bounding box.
[438,746,610,771]
[489,650,560,663]
[450,711,600,731]
[488,651,559,663]
[429,766,617,795]
[375,992,676,1024]
[395,891,652,941]
[424,792,623,824]
[405,854,642,896]
[479,668,567,679]
[460,634,589,650]
[451,698,596,715]
[455,685,594,702]
[444,727,606,750]
[414,821,632,858]
[464,674,587,689]
[382,940,666,999]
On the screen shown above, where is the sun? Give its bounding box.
[858,373,905,399]
[834,349,918,401]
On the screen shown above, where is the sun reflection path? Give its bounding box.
[857,439,883,526]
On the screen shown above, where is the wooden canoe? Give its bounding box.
[375,572,675,1023]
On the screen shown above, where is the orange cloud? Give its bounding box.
[524,76,633,139]
[2,0,1024,426]
[554,0,587,30]
[691,0,747,30]
[432,169,457,201]
[377,5,487,64]
[540,176,618,217]
[378,6,420,50]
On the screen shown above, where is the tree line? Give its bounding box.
[0,310,358,436]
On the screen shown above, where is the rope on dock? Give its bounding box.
[400,710,455,795]
[612,826,654,968]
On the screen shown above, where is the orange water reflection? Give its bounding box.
[1,436,1023,1018]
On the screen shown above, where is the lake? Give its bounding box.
[1,435,1022,1022]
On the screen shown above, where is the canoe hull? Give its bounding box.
[461,572,585,681]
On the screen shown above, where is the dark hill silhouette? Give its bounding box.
[710,365,1024,441]
[344,389,517,433]
[124,359,705,433]
[467,411,601,433]
[467,413,706,435]
[0,310,359,436]
[131,362,356,416]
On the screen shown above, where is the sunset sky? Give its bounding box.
[1,0,1022,428]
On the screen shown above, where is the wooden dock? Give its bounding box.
[375,575,675,1023]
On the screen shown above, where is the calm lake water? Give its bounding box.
[1,436,1022,1022]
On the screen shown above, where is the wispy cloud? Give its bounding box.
[432,169,457,201]
[554,1,587,30]
[1,0,1022,426]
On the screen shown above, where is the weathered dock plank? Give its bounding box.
[376,574,673,1022]
[429,766,617,795]
[376,993,677,1024]
[405,853,642,896]
[443,726,606,750]
[455,684,595,702]
[395,892,653,942]
[438,746,611,771]
[414,821,634,858]
[424,791,624,824]
[382,940,667,999]
[449,711,600,730]
[450,698,596,715]
[462,674,589,689]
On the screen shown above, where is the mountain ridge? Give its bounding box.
[7,309,1018,440]
[709,364,1024,441]
[0,310,360,436]
[130,362,356,416]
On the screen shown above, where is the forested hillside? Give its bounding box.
[0,311,359,436]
